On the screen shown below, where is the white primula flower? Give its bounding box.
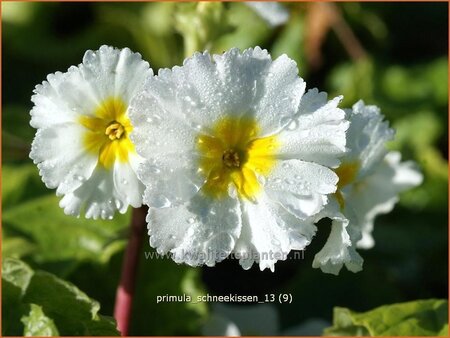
[30,45,152,219]
[130,47,349,271]
[313,100,423,275]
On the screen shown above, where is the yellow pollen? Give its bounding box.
[105,121,125,140]
[79,97,135,169]
[222,149,241,168]
[197,117,279,200]
[334,161,360,209]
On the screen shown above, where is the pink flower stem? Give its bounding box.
[114,206,148,336]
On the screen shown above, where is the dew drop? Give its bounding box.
[282,162,291,169]
[115,199,123,209]
[169,234,176,240]
[285,179,295,185]
[149,166,161,174]
[122,179,128,185]
[187,217,195,224]
[287,120,299,131]
[74,175,85,182]
[271,238,281,246]
[152,195,171,208]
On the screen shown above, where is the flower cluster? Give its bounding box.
[30,45,422,273]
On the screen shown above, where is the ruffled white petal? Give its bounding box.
[31,46,151,129]
[31,70,96,129]
[130,48,305,139]
[30,45,151,219]
[129,88,198,161]
[275,89,348,168]
[59,166,128,219]
[345,100,395,177]
[265,159,338,219]
[113,157,145,208]
[137,155,204,208]
[247,52,306,136]
[147,194,242,267]
[312,201,363,275]
[30,122,98,194]
[234,193,316,271]
[79,45,152,106]
[347,151,423,249]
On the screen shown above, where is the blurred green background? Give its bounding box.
[2,2,448,336]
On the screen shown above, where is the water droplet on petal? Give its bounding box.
[149,166,160,174]
[287,120,299,131]
[152,195,171,208]
[271,238,281,246]
[115,199,123,209]
[187,217,195,224]
[74,175,85,182]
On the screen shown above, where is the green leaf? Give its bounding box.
[324,299,448,336]
[2,163,48,211]
[21,304,59,336]
[2,236,37,259]
[3,194,129,275]
[2,257,120,336]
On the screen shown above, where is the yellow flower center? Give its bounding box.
[334,161,360,209]
[197,117,279,200]
[79,97,135,169]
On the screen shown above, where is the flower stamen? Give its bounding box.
[105,121,125,141]
[222,149,241,168]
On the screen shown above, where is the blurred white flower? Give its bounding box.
[130,47,348,271]
[30,45,152,219]
[313,101,423,274]
[245,2,289,27]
